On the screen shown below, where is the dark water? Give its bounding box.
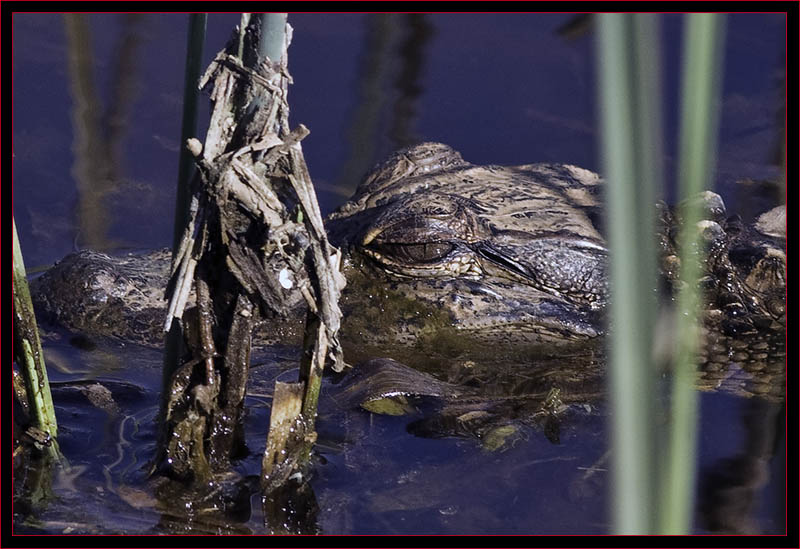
[12,13,786,534]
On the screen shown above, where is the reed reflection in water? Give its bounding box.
[64,14,145,251]
[334,14,434,198]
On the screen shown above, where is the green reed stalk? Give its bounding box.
[259,13,287,62]
[13,220,59,444]
[596,13,661,534]
[163,14,208,416]
[659,13,726,534]
[171,13,207,252]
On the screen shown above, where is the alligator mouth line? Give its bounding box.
[474,245,533,281]
[453,317,601,341]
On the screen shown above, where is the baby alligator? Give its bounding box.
[29,143,786,401]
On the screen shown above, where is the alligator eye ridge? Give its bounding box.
[367,241,455,264]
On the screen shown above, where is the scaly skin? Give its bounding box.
[29,143,785,400]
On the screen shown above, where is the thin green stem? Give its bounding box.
[259,13,287,63]
[164,14,207,427]
[659,13,726,534]
[13,220,59,443]
[171,13,207,253]
[597,13,660,534]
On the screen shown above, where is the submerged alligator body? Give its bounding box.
[29,143,786,399]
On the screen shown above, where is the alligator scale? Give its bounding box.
[30,143,786,401]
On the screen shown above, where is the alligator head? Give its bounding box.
[327,143,611,355]
[29,143,785,364]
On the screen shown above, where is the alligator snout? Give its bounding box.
[474,236,608,307]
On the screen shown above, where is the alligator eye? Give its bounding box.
[369,241,455,264]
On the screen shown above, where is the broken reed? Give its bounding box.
[13,220,59,454]
[258,13,287,63]
[160,13,342,491]
[597,13,726,534]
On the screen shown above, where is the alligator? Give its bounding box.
[29,143,786,406]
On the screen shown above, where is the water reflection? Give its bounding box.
[13,13,786,535]
[64,14,144,250]
[698,397,785,534]
[556,14,594,40]
[262,479,320,534]
[332,15,394,197]
[334,14,434,196]
[388,14,434,150]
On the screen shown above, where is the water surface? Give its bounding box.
[12,13,786,535]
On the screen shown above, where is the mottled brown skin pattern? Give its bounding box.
[30,249,174,346]
[328,143,610,346]
[29,143,785,400]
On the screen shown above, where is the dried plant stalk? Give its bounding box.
[156,16,343,486]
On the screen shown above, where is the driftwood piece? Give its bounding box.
[155,17,343,485]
